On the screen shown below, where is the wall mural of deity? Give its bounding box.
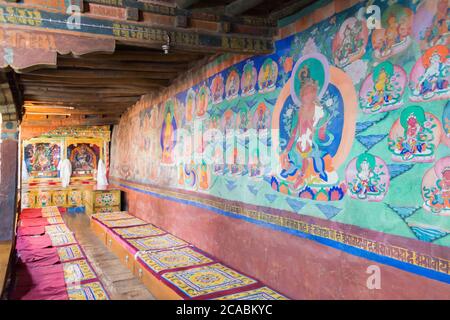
[210,74,225,105]
[413,0,449,51]
[67,143,100,177]
[422,156,450,215]
[409,45,450,102]
[345,153,390,201]
[333,16,368,68]
[359,61,407,114]
[258,58,279,93]
[241,60,257,97]
[225,68,240,101]
[196,84,210,119]
[160,99,178,165]
[110,0,450,248]
[388,105,443,163]
[185,88,196,122]
[371,4,414,62]
[270,53,357,201]
[24,142,61,178]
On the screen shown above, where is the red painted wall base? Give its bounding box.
[116,185,450,299]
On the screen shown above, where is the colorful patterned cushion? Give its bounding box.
[101,218,147,228]
[127,234,188,252]
[57,244,85,262]
[137,247,213,273]
[63,259,97,284]
[41,211,61,218]
[67,281,109,300]
[45,224,72,235]
[49,232,77,247]
[46,216,65,225]
[113,224,165,239]
[92,211,133,222]
[162,263,257,299]
[215,286,289,300]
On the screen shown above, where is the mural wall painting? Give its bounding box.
[110,0,450,253]
[24,140,62,178]
[67,142,101,177]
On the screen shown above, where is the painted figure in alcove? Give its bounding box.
[185,89,196,122]
[279,77,333,189]
[254,102,268,131]
[199,161,210,190]
[28,143,60,176]
[222,109,235,132]
[34,144,51,171]
[226,69,240,100]
[372,5,413,61]
[345,153,389,201]
[160,100,177,165]
[211,74,224,104]
[241,60,257,97]
[388,105,440,162]
[333,17,368,67]
[271,53,356,201]
[414,0,449,50]
[422,156,450,214]
[359,61,407,114]
[196,85,209,118]
[237,106,250,133]
[411,45,449,101]
[72,144,96,171]
[258,58,278,93]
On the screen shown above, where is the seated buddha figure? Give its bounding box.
[422,157,450,214]
[350,153,382,200]
[161,110,175,164]
[279,75,336,190]
[414,46,449,99]
[367,64,395,112]
[389,106,434,162]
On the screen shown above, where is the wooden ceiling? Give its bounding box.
[19,44,211,126]
[13,0,317,128]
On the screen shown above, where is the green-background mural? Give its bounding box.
[111,0,450,247]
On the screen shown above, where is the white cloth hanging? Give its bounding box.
[22,159,29,182]
[59,159,72,188]
[96,159,108,187]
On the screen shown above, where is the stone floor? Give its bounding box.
[63,212,155,300]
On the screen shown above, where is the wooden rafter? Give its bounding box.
[224,0,265,17]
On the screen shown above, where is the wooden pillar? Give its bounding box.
[0,116,18,241]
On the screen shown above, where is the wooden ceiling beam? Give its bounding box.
[175,0,201,9]
[25,107,125,115]
[78,50,205,63]
[23,86,149,96]
[28,69,177,80]
[24,95,140,103]
[20,75,169,87]
[269,0,315,21]
[224,0,265,17]
[22,116,121,126]
[23,101,133,109]
[1,3,274,55]
[56,58,190,73]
